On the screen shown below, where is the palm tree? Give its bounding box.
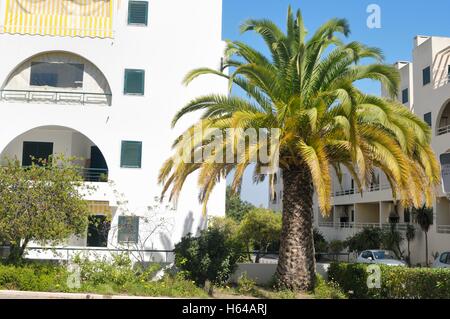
[405,223,416,266]
[159,7,440,291]
[413,205,434,266]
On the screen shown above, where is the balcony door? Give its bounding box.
[22,141,53,166]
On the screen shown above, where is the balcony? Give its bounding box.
[1,51,112,107]
[0,125,110,183]
[318,221,413,232]
[332,183,391,197]
[437,225,450,234]
[0,89,112,106]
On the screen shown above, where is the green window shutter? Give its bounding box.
[128,1,148,26]
[423,66,431,86]
[424,112,432,127]
[121,141,142,168]
[118,216,139,243]
[401,88,409,104]
[124,69,145,95]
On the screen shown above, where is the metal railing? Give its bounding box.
[3,166,108,183]
[438,124,450,136]
[318,221,412,232]
[0,89,112,106]
[79,168,109,182]
[333,183,391,197]
[437,225,450,234]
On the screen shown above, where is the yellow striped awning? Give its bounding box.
[2,0,113,38]
[88,201,112,215]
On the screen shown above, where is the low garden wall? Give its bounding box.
[230,263,331,285]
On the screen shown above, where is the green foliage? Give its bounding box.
[381,225,404,259]
[329,263,450,299]
[236,272,257,295]
[345,227,383,253]
[0,156,90,263]
[174,227,242,287]
[225,186,255,221]
[413,205,433,232]
[313,275,346,299]
[0,262,69,292]
[237,208,281,262]
[328,240,345,254]
[313,229,328,253]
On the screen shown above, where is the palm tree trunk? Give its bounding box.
[425,231,429,267]
[276,165,315,291]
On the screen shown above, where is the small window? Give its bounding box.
[30,62,84,88]
[402,88,409,104]
[128,1,148,26]
[424,112,432,127]
[121,141,142,168]
[118,216,139,243]
[124,69,145,95]
[448,65,450,81]
[423,66,431,86]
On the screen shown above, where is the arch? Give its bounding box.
[1,51,112,106]
[0,125,110,182]
[436,98,450,136]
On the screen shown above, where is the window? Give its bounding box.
[423,66,431,86]
[124,69,145,95]
[128,1,148,26]
[448,65,450,81]
[440,253,450,265]
[22,141,53,166]
[118,216,139,243]
[121,141,142,168]
[30,62,84,88]
[87,215,110,247]
[402,88,409,104]
[424,112,432,127]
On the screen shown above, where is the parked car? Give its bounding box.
[432,252,450,268]
[357,250,406,266]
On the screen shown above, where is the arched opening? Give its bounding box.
[0,51,112,106]
[0,125,109,182]
[437,100,450,135]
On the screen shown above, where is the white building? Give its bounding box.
[270,35,450,266]
[0,0,226,260]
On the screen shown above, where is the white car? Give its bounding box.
[432,252,450,268]
[357,250,407,266]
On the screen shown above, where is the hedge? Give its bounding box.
[329,263,450,299]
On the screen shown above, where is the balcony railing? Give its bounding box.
[332,183,391,197]
[0,89,112,106]
[437,225,450,234]
[318,221,412,231]
[5,166,108,183]
[438,125,450,136]
[79,168,109,182]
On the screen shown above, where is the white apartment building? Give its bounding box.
[0,0,227,260]
[270,35,450,266]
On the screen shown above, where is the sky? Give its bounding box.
[222,0,450,207]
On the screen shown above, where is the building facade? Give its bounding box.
[270,35,450,266]
[0,0,227,260]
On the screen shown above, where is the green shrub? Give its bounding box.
[345,227,383,253]
[174,228,242,287]
[236,272,256,295]
[313,275,346,299]
[0,262,68,292]
[329,262,450,299]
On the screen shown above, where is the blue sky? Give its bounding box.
[222,0,450,207]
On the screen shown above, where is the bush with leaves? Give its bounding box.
[237,208,282,263]
[345,227,383,253]
[0,156,91,263]
[313,229,328,253]
[329,262,450,299]
[174,227,242,288]
[225,186,255,221]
